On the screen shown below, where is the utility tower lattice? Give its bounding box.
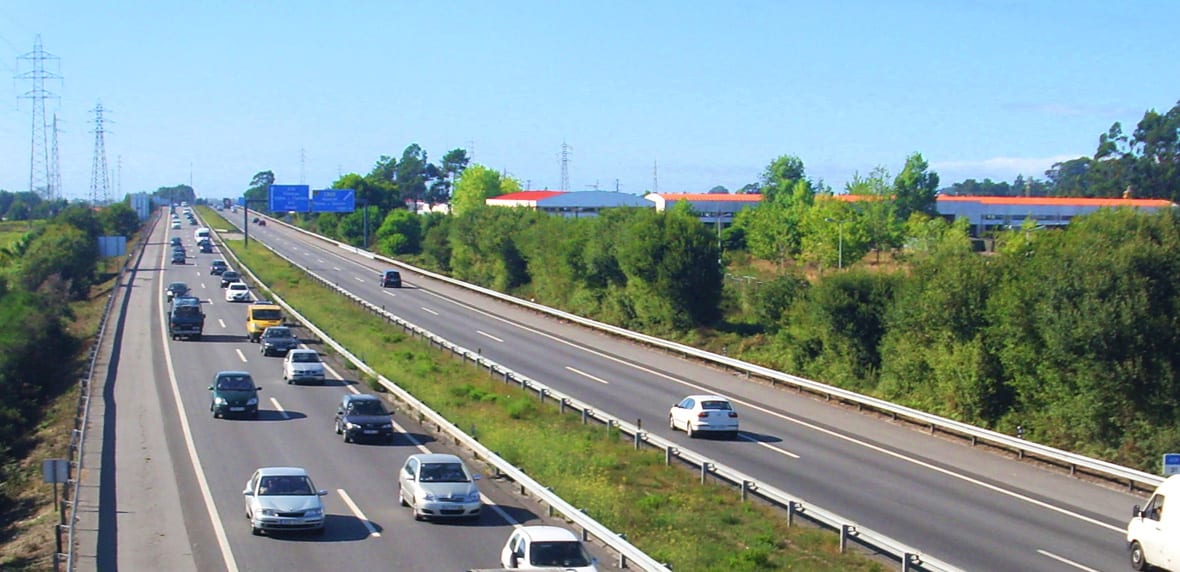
[653,160,659,194]
[17,35,62,199]
[560,141,572,191]
[89,102,112,205]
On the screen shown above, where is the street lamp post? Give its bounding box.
[825,218,844,269]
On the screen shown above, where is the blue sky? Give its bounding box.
[2,1,1178,201]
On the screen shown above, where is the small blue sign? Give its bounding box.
[311,189,356,213]
[269,184,311,212]
[1165,453,1180,476]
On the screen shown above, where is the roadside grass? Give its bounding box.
[0,242,135,570]
[212,212,883,571]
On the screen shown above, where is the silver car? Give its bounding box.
[242,467,327,536]
[398,453,481,521]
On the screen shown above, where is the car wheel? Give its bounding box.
[686,423,696,438]
[1130,541,1149,571]
[334,419,342,435]
[343,430,351,443]
[251,525,262,536]
[669,415,676,431]
[399,485,409,507]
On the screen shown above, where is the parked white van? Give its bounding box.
[1128,474,1180,571]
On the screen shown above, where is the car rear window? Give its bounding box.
[251,309,282,321]
[701,401,732,410]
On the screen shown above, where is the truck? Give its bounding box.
[246,300,283,342]
[169,296,205,340]
[1128,474,1180,571]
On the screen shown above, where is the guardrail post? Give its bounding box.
[633,431,642,450]
[665,446,676,465]
[538,388,548,402]
[840,524,853,553]
[741,480,751,502]
[560,398,567,414]
[700,462,712,484]
[903,552,916,572]
[787,501,797,527]
[582,409,589,425]
[617,533,628,568]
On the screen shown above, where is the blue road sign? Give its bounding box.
[311,189,356,213]
[269,184,311,212]
[1165,453,1180,476]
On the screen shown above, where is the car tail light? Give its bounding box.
[698,411,709,418]
[728,412,738,418]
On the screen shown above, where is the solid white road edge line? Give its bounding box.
[336,489,381,537]
[1036,549,1101,572]
[156,238,239,572]
[421,307,438,316]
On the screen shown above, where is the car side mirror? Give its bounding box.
[318,489,328,496]
[256,387,263,391]
[1133,504,1141,518]
[207,385,214,390]
[242,489,253,496]
[472,474,481,481]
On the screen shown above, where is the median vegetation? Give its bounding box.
[201,207,883,572]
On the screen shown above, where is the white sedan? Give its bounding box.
[398,453,481,521]
[242,467,327,536]
[501,525,598,571]
[669,394,739,439]
[224,282,251,302]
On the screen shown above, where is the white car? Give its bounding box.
[225,282,251,302]
[171,220,181,229]
[398,453,481,521]
[283,349,325,385]
[668,394,739,439]
[242,467,327,536]
[501,525,598,571]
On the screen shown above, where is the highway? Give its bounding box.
[229,209,1149,572]
[98,211,615,571]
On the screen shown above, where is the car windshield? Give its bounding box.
[701,400,733,411]
[216,374,254,391]
[530,541,592,567]
[419,462,468,483]
[169,283,187,292]
[252,309,282,321]
[258,475,314,496]
[384,271,399,278]
[264,328,291,338]
[230,284,247,290]
[348,400,387,416]
[292,352,319,363]
[212,261,226,267]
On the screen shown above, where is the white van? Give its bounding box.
[194,227,211,243]
[1128,474,1180,571]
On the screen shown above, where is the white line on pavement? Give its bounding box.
[565,366,609,385]
[218,319,226,329]
[477,330,503,343]
[1037,550,1101,571]
[354,276,365,282]
[737,434,800,459]
[382,290,396,298]
[269,397,289,419]
[333,266,342,271]
[421,307,438,316]
[235,348,247,363]
[337,489,381,537]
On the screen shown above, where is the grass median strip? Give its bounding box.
[203,207,883,572]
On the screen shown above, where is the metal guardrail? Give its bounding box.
[219,210,963,571]
[254,209,1166,493]
[63,211,158,570]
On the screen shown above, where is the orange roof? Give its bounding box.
[937,195,1174,208]
[489,190,566,201]
[656,193,763,202]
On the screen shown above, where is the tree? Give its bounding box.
[893,152,939,220]
[706,185,729,194]
[396,144,431,205]
[336,206,381,248]
[154,184,197,206]
[99,202,141,237]
[451,164,522,215]
[846,166,902,261]
[375,208,422,255]
[243,172,275,206]
[759,155,810,202]
[734,178,814,266]
[18,223,97,299]
[429,148,470,205]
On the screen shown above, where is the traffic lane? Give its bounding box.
[160,288,516,571]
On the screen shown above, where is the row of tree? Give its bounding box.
[0,201,141,505]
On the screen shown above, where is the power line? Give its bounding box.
[16,35,61,197]
[89,101,111,205]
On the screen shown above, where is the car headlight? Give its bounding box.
[466,490,481,502]
[214,397,226,405]
[344,422,359,430]
[260,508,277,516]
[246,397,258,406]
[303,508,323,518]
[380,423,393,429]
[420,491,436,501]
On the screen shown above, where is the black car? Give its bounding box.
[252,217,259,223]
[380,270,402,288]
[210,260,228,275]
[170,237,182,247]
[199,241,213,254]
[259,326,299,356]
[258,219,266,226]
[171,250,186,264]
[165,281,190,302]
[220,270,241,287]
[209,371,261,419]
[334,394,394,443]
